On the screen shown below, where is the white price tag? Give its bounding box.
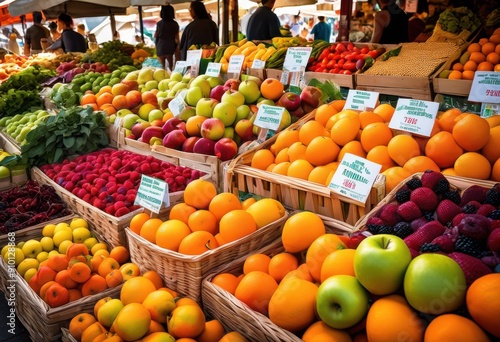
[280,70,290,85]
[254,104,284,131]
[344,90,379,111]
[173,61,189,74]
[168,90,187,117]
[186,49,202,77]
[252,59,265,69]
[228,55,245,74]
[480,103,500,118]
[205,62,222,77]
[468,71,500,104]
[328,153,382,204]
[134,175,170,213]
[389,99,439,137]
[283,47,312,72]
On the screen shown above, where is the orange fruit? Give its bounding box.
[241,197,256,210]
[490,34,500,44]
[274,147,290,164]
[142,270,164,290]
[268,252,299,283]
[366,145,396,172]
[245,198,285,229]
[462,70,475,80]
[454,152,492,180]
[360,122,393,152]
[140,218,163,244]
[492,158,500,181]
[130,212,151,235]
[470,51,486,64]
[167,303,206,339]
[187,210,218,235]
[387,134,421,167]
[314,103,338,127]
[486,52,500,65]
[156,219,191,251]
[482,42,496,55]
[305,136,340,166]
[467,43,481,53]
[251,149,275,170]
[96,92,114,109]
[282,212,326,253]
[424,314,491,342]
[81,93,97,106]
[330,115,361,146]
[197,319,225,342]
[325,109,359,131]
[169,203,197,225]
[219,209,257,243]
[287,159,315,180]
[69,313,97,341]
[178,231,219,255]
[308,165,335,185]
[320,248,356,282]
[448,70,462,79]
[403,155,440,174]
[234,271,278,315]
[266,162,276,172]
[211,273,241,295]
[466,273,500,338]
[437,108,462,132]
[271,130,299,155]
[120,276,156,305]
[477,61,494,71]
[305,233,347,283]
[452,62,463,71]
[425,131,463,168]
[219,332,248,342]
[260,79,284,101]
[302,321,352,342]
[330,99,346,112]
[359,111,384,129]
[382,166,412,193]
[463,60,477,71]
[183,179,217,209]
[243,253,271,275]
[208,193,241,221]
[373,103,395,122]
[299,120,329,146]
[366,294,424,342]
[287,141,307,162]
[452,113,490,151]
[272,162,290,175]
[109,245,129,264]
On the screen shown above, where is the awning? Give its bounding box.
[8,0,130,18]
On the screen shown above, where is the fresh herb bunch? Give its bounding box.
[0,65,56,92]
[0,89,43,119]
[438,7,481,34]
[21,106,109,166]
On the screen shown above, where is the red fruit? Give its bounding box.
[377,203,401,226]
[105,205,116,215]
[404,221,446,251]
[452,213,467,227]
[410,187,438,212]
[420,170,446,190]
[140,164,152,174]
[347,230,371,249]
[477,204,496,217]
[460,185,488,206]
[366,216,387,227]
[457,214,491,240]
[448,252,492,286]
[115,207,130,217]
[396,201,422,221]
[429,235,455,253]
[487,228,500,252]
[436,199,462,225]
[411,216,431,232]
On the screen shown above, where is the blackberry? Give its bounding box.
[455,235,484,258]
[377,225,393,235]
[423,211,435,221]
[487,209,500,220]
[419,243,441,253]
[433,178,450,195]
[461,203,478,214]
[367,224,381,234]
[405,178,422,190]
[0,202,5,210]
[443,190,461,205]
[484,188,500,206]
[395,188,411,203]
[393,221,413,239]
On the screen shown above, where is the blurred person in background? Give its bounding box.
[179,1,219,60]
[289,15,302,37]
[8,33,20,54]
[246,0,281,41]
[47,13,87,53]
[24,11,51,55]
[310,16,331,42]
[48,21,61,42]
[371,0,409,43]
[240,6,257,37]
[408,0,429,42]
[155,4,180,69]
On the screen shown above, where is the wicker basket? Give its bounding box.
[61,327,77,342]
[224,110,386,226]
[354,173,499,230]
[126,212,289,302]
[202,213,355,342]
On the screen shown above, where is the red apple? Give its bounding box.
[141,126,164,144]
[162,118,183,136]
[131,122,151,140]
[224,78,240,91]
[300,86,323,110]
[182,136,200,152]
[210,85,230,102]
[214,138,238,161]
[162,130,187,150]
[234,119,255,141]
[200,118,225,141]
[277,92,302,111]
[193,138,216,155]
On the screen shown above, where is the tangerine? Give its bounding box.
[260,79,284,101]
[466,273,500,338]
[243,253,271,275]
[268,252,299,283]
[299,120,329,146]
[140,218,163,244]
[282,212,326,253]
[387,134,421,166]
[169,203,197,225]
[425,131,463,168]
[366,145,396,172]
[234,271,278,315]
[373,103,395,122]
[424,314,490,342]
[454,152,492,180]
[452,113,490,151]
[251,149,275,170]
[208,192,242,221]
[183,179,217,209]
[305,136,340,166]
[211,273,240,295]
[360,122,393,152]
[156,219,191,251]
[178,231,219,255]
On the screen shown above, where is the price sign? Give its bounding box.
[468,71,500,104]
[254,104,284,131]
[186,49,202,77]
[280,70,290,85]
[168,89,187,117]
[283,47,312,72]
[344,90,379,111]
[252,59,265,69]
[134,175,170,213]
[228,55,245,76]
[173,61,189,74]
[205,62,222,77]
[328,153,382,204]
[480,103,500,118]
[389,99,439,137]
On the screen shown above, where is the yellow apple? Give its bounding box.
[142,290,176,323]
[70,217,89,230]
[84,237,99,251]
[91,243,108,256]
[58,240,73,254]
[24,268,38,283]
[120,263,141,281]
[72,227,92,243]
[40,237,54,252]
[3,247,24,266]
[21,240,43,258]
[42,224,57,238]
[97,298,124,328]
[53,230,73,247]
[36,251,49,263]
[17,258,39,277]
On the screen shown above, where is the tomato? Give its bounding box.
[368,50,379,58]
[332,68,341,74]
[345,52,359,61]
[318,48,330,61]
[326,60,335,69]
[353,46,360,53]
[330,44,337,52]
[360,47,369,54]
[335,44,346,52]
[343,70,352,75]
[328,53,336,60]
[332,54,342,61]
[316,67,324,73]
[343,62,357,71]
[321,58,329,66]
[347,43,354,51]
[329,69,337,74]
[338,58,346,67]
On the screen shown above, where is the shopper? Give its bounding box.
[371,0,409,44]
[310,16,331,42]
[180,1,219,60]
[155,5,180,70]
[48,21,61,42]
[24,11,51,56]
[47,13,87,53]
[246,0,281,41]
[408,0,428,42]
[289,15,302,37]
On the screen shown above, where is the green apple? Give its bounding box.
[223,127,235,139]
[404,253,466,315]
[168,80,178,89]
[83,237,99,251]
[98,298,124,328]
[145,80,159,91]
[36,251,49,263]
[182,74,192,83]
[148,109,164,122]
[353,234,412,296]
[16,241,25,250]
[185,87,204,107]
[189,79,211,98]
[213,102,237,126]
[116,109,134,118]
[277,109,291,132]
[137,68,154,84]
[171,82,188,93]
[153,68,168,82]
[16,258,39,277]
[178,107,196,121]
[156,91,169,99]
[238,80,261,104]
[207,76,224,88]
[0,166,10,179]
[195,98,218,118]
[316,275,370,329]
[170,71,183,82]
[108,114,117,125]
[40,237,54,252]
[257,98,275,106]
[221,90,245,107]
[236,105,251,122]
[72,227,92,243]
[124,70,139,81]
[21,240,43,258]
[122,113,141,130]
[241,74,263,87]
[158,79,171,92]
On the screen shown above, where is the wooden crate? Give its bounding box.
[355,74,434,101]
[432,43,473,97]
[305,71,354,89]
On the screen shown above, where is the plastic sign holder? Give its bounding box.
[468,71,500,118]
[134,175,170,213]
[173,61,189,74]
[344,90,379,111]
[186,49,203,77]
[254,104,285,142]
[228,54,245,80]
[328,153,382,204]
[281,47,313,93]
[389,99,439,137]
[168,89,188,117]
[205,62,222,77]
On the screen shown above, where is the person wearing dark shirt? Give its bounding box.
[310,16,331,42]
[246,0,282,41]
[408,0,428,42]
[24,11,50,55]
[155,5,180,69]
[47,13,87,53]
[179,1,219,60]
[372,0,409,44]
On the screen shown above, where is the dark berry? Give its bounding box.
[488,209,500,220]
[393,221,413,239]
[462,203,478,214]
[484,188,500,206]
[395,188,411,203]
[406,178,422,190]
[433,178,450,195]
[423,211,435,221]
[443,190,461,205]
[378,225,393,235]
[419,243,442,253]
[367,224,381,234]
[455,235,485,258]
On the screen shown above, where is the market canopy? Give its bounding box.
[8,0,130,18]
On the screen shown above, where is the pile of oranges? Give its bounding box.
[250,100,500,193]
[448,28,500,80]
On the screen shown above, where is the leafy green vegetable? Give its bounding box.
[21,106,109,166]
[307,79,343,103]
[438,7,481,34]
